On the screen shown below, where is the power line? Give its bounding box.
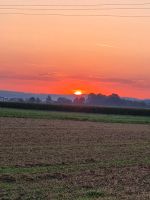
[1,7,150,10]
[0,13,150,17]
[0,3,150,7]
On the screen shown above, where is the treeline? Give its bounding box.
[1,96,72,105]
[86,93,148,108]
[0,101,150,116]
[0,93,149,108]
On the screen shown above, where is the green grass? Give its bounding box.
[85,190,106,198]
[0,107,150,124]
[1,156,150,175]
[1,156,150,200]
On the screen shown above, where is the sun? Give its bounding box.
[74,90,83,96]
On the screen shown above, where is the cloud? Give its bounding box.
[96,43,118,48]
[0,71,60,82]
[39,72,67,79]
[68,74,133,84]
[99,77,135,84]
[0,71,149,89]
[67,74,150,88]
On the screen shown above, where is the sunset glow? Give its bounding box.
[0,0,150,98]
[74,90,83,96]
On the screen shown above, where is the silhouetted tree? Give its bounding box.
[46,95,53,104]
[86,93,147,108]
[86,93,106,105]
[57,97,72,104]
[73,96,85,104]
[9,98,24,103]
[107,93,122,105]
[36,97,41,104]
[28,97,36,103]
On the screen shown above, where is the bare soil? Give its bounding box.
[0,117,150,199]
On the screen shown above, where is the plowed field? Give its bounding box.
[0,117,150,199]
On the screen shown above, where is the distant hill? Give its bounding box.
[0,90,74,101]
[123,97,150,105]
[144,99,150,105]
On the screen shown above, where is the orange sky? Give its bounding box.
[0,0,150,98]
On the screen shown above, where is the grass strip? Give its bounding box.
[0,108,150,124]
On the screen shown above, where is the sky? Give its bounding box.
[0,0,150,98]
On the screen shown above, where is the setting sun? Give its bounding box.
[74,90,83,96]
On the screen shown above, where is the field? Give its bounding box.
[0,108,150,124]
[0,112,150,199]
[0,101,150,117]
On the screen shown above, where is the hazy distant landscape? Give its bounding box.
[0,90,75,101]
[0,90,150,108]
[1,90,150,102]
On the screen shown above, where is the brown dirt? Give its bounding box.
[0,117,150,167]
[0,117,150,199]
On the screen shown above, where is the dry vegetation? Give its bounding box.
[0,117,150,199]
